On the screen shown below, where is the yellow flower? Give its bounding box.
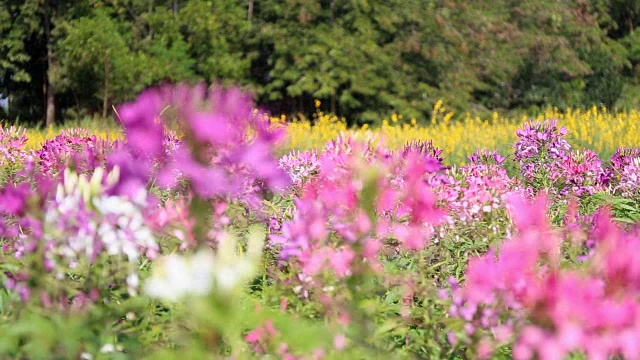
[279,103,639,164]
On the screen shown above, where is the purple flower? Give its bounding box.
[37,128,120,178]
[401,140,444,163]
[116,90,165,157]
[555,149,605,196]
[514,119,572,192]
[279,149,320,185]
[0,125,33,178]
[604,147,640,199]
[111,84,290,203]
[468,149,506,166]
[0,182,31,215]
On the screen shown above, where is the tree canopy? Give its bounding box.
[1,0,638,125]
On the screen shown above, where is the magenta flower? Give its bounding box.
[0,125,33,179]
[270,136,446,281]
[604,147,640,199]
[450,192,640,359]
[514,119,571,191]
[401,139,445,165]
[0,182,31,216]
[468,149,506,166]
[111,84,289,203]
[115,90,165,157]
[555,149,605,196]
[37,128,120,178]
[279,149,320,186]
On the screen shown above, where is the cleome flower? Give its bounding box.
[110,84,290,203]
[0,125,34,179]
[606,147,640,199]
[514,119,571,190]
[279,149,320,186]
[43,167,158,293]
[37,128,120,178]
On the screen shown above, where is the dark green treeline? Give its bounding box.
[1,0,639,126]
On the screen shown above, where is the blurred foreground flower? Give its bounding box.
[110,84,289,204]
[144,250,216,301]
[450,193,640,359]
[145,226,265,301]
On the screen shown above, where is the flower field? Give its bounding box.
[23,101,640,166]
[284,104,640,165]
[1,85,640,359]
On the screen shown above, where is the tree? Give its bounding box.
[0,0,92,125]
[56,8,140,117]
[0,0,636,124]
[178,0,250,83]
[56,3,197,118]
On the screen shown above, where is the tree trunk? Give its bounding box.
[45,76,55,127]
[330,0,335,24]
[73,90,81,120]
[103,58,110,118]
[248,0,254,21]
[44,6,55,127]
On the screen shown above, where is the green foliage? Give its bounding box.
[56,9,139,114]
[590,193,640,224]
[0,0,639,125]
[179,0,250,83]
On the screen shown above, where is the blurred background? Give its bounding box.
[0,0,639,126]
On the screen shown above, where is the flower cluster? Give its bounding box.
[606,147,640,199]
[401,139,445,164]
[44,168,157,263]
[110,85,289,203]
[37,128,120,178]
[436,159,513,226]
[271,137,446,281]
[36,168,156,294]
[449,193,640,359]
[0,125,33,181]
[514,119,571,190]
[514,120,610,197]
[0,180,46,241]
[279,149,320,186]
[555,149,605,196]
[467,149,506,166]
[4,83,640,360]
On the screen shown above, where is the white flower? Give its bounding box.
[215,258,254,292]
[99,344,115,353]
[42,168,157,295]
[144,250,215,302]
[126,273,139,289]
[145,226,265,301]
[93,194,157,262]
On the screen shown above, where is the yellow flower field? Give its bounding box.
[24,127,124,150]
[282,102,640,164]
[21,101,640,165]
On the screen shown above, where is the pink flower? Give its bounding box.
[111,84,289,204]
[329,248,355,277]
[333,334,347,350]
